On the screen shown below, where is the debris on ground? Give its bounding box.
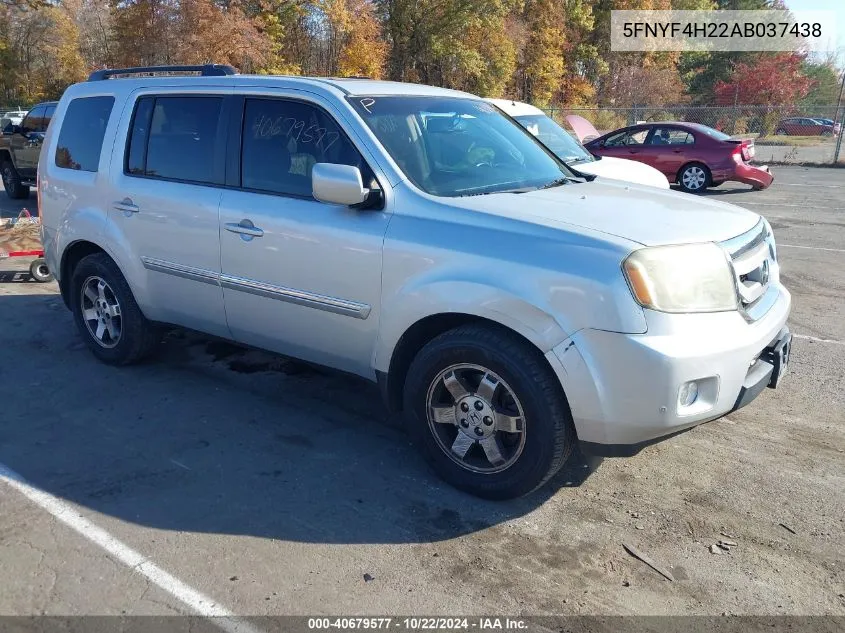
[363,573,375,582]
[709,544,721,554]
[779,523,797,535]
[622,543,674,581]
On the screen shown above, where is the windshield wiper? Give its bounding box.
[539,177,571,190]
[458,187,534,197]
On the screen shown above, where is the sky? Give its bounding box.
[784,0,845,61]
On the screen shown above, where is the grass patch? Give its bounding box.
[755,135,835,147]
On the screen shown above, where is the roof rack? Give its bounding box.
[88,64,238,81]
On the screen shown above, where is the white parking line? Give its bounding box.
[738,201,840,209]
[779,244,845,253]
[0,462,262,633]
[779,183,843,188]
[794,333,845,346]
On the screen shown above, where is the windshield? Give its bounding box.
[513,114,593,164]
[348,96,573,197]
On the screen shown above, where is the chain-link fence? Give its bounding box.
[544,105,845,165]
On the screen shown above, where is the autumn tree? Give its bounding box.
[515,0,564,106]
[714,53,814,105]
[377,0,519,94]
[0,3,86,103]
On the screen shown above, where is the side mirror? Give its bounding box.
[312,163,370,206]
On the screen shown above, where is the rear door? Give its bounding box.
[644,126,695,178]
[108,89,231,337]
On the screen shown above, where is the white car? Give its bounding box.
[486,99,669,189]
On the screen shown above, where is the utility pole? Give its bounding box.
[834,66,845,164]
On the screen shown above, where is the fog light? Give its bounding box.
[679,381,699,407]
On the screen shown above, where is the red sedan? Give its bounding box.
[582,122,773,193]
[776,117,838,136]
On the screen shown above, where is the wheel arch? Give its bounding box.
[378,312,565,415]
[675,160,711,185]
[58,240,108,309]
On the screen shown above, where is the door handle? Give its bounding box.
[113,198,139,214]
[224,220,264,239]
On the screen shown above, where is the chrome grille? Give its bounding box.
[720,219,776,321]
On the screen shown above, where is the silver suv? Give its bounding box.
[39,65,792,499]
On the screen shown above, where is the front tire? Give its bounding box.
[403,324,576,500]
[776,128,788,136]
[678,163,711,193]
[71,253,160,365]
[1,162,29,199]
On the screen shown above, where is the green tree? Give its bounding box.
[800,60,841,106]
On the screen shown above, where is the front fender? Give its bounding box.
[373,279,569,373]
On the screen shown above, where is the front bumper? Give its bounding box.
[545,284,791,455]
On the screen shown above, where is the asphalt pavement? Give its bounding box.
[0,167,843,621]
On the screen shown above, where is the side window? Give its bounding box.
[241,98,367,197]
[21,106,45,134]
[626,129,648,145]
[126,97,154,175]
[603,131,626,147]
[42,105,56,132]
[126,95,223,184]
[605,129,646,147]
[55,96,115,172]
[649,127,694,146]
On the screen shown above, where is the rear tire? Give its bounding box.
[71,253,160,365]
[678,163,711,194]
[1,162,29,199]
[403,323,576,500]
[776,128,787,136]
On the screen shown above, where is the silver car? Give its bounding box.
[39,65,792,499]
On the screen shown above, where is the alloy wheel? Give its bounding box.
[80,276,122,348]
[425,363,526,473]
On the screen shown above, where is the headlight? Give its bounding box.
[623,243,737,313]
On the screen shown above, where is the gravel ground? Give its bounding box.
[0,166,842,620]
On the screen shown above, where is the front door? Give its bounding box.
[597,128,649,163]
[11,105,46,179]
[219,95,390,377]
[109,91,230,337]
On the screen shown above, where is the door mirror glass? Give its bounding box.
[312,163,369,206]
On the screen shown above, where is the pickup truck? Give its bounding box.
[0,101,57,199]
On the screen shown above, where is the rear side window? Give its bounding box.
[126,95,223,185]
[648,127,694,146]
[55,97,115,172]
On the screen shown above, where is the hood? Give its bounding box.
[445,179,760,247]
[574,156,670,189]
[565,114,601,143]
